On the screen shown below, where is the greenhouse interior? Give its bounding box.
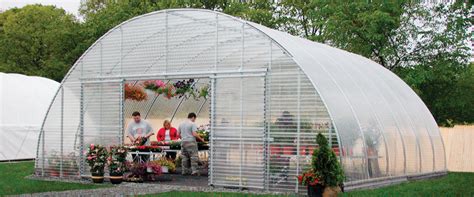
[34,9,447,194]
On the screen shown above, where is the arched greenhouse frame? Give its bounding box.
[35,9,446,193]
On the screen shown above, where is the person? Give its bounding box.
[178,112,204,176]
[157,120,179,159]
[157,120,179,142]
[126,111,154,162]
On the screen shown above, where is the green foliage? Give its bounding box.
[0,5,83,82]
[312,133,344,187]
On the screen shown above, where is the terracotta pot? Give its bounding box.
[109,175,123,184]
[91,175,104,183]
[307,184,325,197]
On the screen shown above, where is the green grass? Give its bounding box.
[341,172,474,196]
[0,161,108,196]
[2,161,474,196]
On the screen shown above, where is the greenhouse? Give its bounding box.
[35,9,446,193]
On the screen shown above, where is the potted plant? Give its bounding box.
[108,145,128,184]
[298,133,344,197]
[48,151,61,177]
[153,158,176,173]
[85,144,108,183]
[125,162,147,182]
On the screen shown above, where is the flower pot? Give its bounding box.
[91,175,104,183]
[307,184,325,197]
[109,175,123,184]
[147,166,153,173]
[161,166,169,173]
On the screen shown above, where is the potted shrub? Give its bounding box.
[85,144,108,183]
[154,158,176,173]
[298,133,344,197]
[108,145,128,184]
[125,162,147,182]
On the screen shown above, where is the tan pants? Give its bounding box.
[181,141,199,174]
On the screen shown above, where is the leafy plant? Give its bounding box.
[85,144,108,176]
[298,169,321,186]
[151,158,176,172]
[312,133,344,187]
[108,145,128,176]
[124,83,147,101]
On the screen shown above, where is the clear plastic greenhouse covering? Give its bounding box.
[0,73,59,161]
[35,9,446,193]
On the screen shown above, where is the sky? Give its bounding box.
[0,0,81,16]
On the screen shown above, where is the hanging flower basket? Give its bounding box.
[124,83,148,101]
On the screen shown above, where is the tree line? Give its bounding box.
[0,0,472,126]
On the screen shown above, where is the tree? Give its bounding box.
[0,5,82,82]
[312,133,344,187]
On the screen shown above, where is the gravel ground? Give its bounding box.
[19,175,285,197]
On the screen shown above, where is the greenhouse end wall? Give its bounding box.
[35,9,446,193]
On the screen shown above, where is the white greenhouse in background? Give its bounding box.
[0,73,59,161]
[34,9,446,193]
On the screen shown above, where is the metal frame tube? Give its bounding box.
[119,80,125,144]
[79,68,268,81]
[60,87,64,178]
[295,70,301,193]
[79,83,85,177]
[209,77,216,186]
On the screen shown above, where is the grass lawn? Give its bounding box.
[0,161,108,196]
[2,161,474,196]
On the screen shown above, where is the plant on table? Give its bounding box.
[133,136,148,146]
[153,158,176,173]
[298,133,344,197]
[85,144,108,183]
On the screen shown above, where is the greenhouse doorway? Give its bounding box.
[97,69,268,188]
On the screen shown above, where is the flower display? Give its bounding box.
[85,144,108,176]
[145,161,162,175]
[108,145,128,176]
[124,83,148,101]
[127,145,162,152]
[152,158,176,172]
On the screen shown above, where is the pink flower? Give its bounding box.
[90,144,95,150]
[155,80,165,87]
[87,156,93,160]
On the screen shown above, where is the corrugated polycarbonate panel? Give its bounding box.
[82,81,122,176]
[36,9,446,193]
[210,76,266,189]
[249,20,446,183]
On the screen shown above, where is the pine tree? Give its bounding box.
[312,133,344,187]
